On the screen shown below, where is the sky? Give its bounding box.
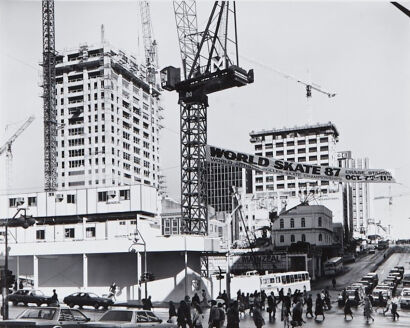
[0,0,410,237]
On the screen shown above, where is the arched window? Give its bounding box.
[290,218,295,228]
[302,234,306,242]
[291,234,295,242]
[301,217,305,227]
[318,233,323,242]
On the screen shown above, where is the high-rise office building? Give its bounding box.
[55,43,163,189]
[249,122,340,197]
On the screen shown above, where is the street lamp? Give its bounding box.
[2,208,35,319]
[128,225,147,300]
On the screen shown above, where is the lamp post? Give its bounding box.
[129,225,147,299]
[2,208,35,319]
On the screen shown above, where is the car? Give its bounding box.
[368,246,376,254]
[376,284,394,293]
[85,309,177,328]
[387,274,401,284]
[0,306,90,327]
[372,288,391,306]
[7,289,53,307]
[389,272,402,283]
[400,288,410,309]
[403,270,410,286]
[394,266,405,276]
[63,292,113,310]
[342,253,356,264]
[362,274,378,288]
[359,279,373,293]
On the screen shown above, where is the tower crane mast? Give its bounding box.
[139,1,159,85]
[42,0,57,192]
[162,1,254,234]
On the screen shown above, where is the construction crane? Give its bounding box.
[239,54,336,99]
[139,1,159,86]
[161,1,254,235]
[41,0,58,192]
[0,116,35,190]
[392,2,410,18]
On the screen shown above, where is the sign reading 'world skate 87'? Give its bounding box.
[206,145,395,183]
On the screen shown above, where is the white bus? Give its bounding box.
[324,257,343,276]
[260,271,311,296]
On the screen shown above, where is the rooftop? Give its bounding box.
[249,121,339,139]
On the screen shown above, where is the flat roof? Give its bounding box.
[250,122,339,138]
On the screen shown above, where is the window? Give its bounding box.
[308,139,317,144]
[286,141,294,146]
[86,227,96,238]
[291,234,295,242]
[279,219,284,229]
[65,228,75,239]
[320,145,328,151]
[280,235,284,243]
[297,140,305,145]
[276,150,284,156]
[297,148,306,154]
[67,195,76,204]
[98,191,107,202]
[290,218,295,228]
[301,217,305,227]
[318,233,323,242]
[36,230,45,240]
[28,197,37,207]
[318,217,322,227]
[302,234,306,242]
[277,175,285,181]
[9,198,17,207]
[119,189,130,200]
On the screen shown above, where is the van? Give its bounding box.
[403,271,410,286]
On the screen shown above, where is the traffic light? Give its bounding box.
[0,270,15,289]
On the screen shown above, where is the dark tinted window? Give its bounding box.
[19,309,56,320]
[99,311,133,322]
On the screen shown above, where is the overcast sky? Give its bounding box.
[1,1,409,237]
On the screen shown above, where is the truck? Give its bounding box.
[377,240,389,250]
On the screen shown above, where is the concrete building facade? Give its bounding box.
[55,43,163,190]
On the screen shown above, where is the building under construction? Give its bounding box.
[55,42,163,189]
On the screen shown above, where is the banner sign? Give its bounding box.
[206,145,395,183]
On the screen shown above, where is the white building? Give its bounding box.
[0,185,220,302]
[55,42,163,190]
[249,122,340,197]
[271,204,334,247]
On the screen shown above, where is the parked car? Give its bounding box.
[63,292,113,310]
[394,266,405,277]
[0,306,90,327]
[7,289,53,307]
[400,288,410,309]
[343,253,356,264]
[86,309,177,328]
[368,246,376,254]
[403,270,410,286]
[362,274,378,289]
[389,272,402,283]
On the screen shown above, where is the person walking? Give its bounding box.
[168,301,177,323]
[314,294,325,321]
[364,296,374,323]
[177,300,192,328]
[192,302,204,328]
[252,303,265,328]
[267,292,276,321]
[218,303,226,328]
[344,298,353,320]
[50,289,59,306]
[291,300,305,326]
[208,300,221,328]
[282,304,290,328]
[192,293,200,306]
[18,279,23,290]
[305,295,313,318]
[391,297,400,321]
[201,290,208,309]
[226,301,240,328]
[108,282,117,301]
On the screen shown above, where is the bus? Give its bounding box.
[324,257,343,276]
[260,271,311,296]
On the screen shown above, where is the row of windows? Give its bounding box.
[279,217,323,229]
[279,232,330,243]
[254,137,330,149]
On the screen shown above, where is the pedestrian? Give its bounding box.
[252,303,265,328]
[218,302,226,327]
[363,296,374,323]
[344,298,353,320]
[208,300,221,328]
[291,300,305,326]
[283,304,290,328]
[305,294,313,318]
[261,290,266,310]
[391,297,400,321]
[143,295,153,310]
[354,289,360,306]
[383,297,391,315]
[201,289,208,309]
[249,293,255,315]
[378,291,384,309]
[177,300,192,328]
[13,281,17,291]
[192,302,204,328]
[267,292,276,321]
[226,301,240,328]
[168,301,177,323]
[19,279,23,290]
[332,276,336,289]
[192,293,200,306]
[108,282,117,301]
[314,293,325,321]
[50,289,59,307]
[341,288,347,305]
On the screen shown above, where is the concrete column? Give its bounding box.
[33,256,38,289]
[82,218,87,240]
[83,254,88,289]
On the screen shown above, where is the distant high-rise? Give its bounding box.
[55,43,163,189]
[249,122,340,197]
